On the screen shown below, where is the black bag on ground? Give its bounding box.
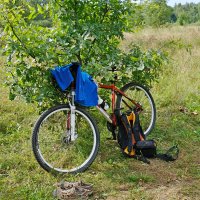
[136,140,157,158]
[117,110,179,163]
[117,110,146,157]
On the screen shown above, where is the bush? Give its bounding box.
[0,0,167,110]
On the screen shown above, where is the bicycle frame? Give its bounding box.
[68,81,143,139]
[96,83,142,124]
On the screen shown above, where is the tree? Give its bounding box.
[0,0,166,109]
[174,2,200,25]
[142,0,173,27]
[170,13,177,23]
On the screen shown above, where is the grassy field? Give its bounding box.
[0,25,200,199]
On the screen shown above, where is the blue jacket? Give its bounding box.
[51,64,98,107]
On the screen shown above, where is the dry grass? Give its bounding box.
[121,25,200,50]
[121,25,200,113]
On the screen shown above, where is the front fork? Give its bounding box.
[68,90,77,141]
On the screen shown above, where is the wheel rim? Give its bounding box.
[119,85,155,135]
[36,107,97,173]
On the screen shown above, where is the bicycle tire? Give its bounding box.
[32,104,100,174]
[116,82,156,136]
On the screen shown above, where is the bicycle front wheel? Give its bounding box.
[116,82,156,136]
[32,104,100,174]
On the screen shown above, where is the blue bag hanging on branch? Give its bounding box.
[51,62,98,107]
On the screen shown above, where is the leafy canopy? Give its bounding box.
[133,0,173,27]
[0,0,166,109]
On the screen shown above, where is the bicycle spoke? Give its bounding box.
[32,104,99,173]
[116,83,156,136]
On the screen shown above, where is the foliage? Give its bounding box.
[131,1,200,26]
[174,3,200,25]
[132,0,173,27]
[0,0,166,110]
[143,0,173,27]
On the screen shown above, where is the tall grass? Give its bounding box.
[122,25,200,112]
[0,25,200,200]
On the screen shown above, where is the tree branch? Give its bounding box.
[5,15,36,60]
[76,52,82,66]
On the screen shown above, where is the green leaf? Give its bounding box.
[9,92,16,101]
[37,4,43,15]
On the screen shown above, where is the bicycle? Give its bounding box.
[32,65,156,174]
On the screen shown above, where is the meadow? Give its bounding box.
[0,25,199,199]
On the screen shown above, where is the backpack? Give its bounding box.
[117,111,179,163]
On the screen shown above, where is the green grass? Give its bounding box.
[0,25,200,199]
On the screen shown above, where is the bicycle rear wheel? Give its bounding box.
[116,82,156,136]
[32,104,100,174]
